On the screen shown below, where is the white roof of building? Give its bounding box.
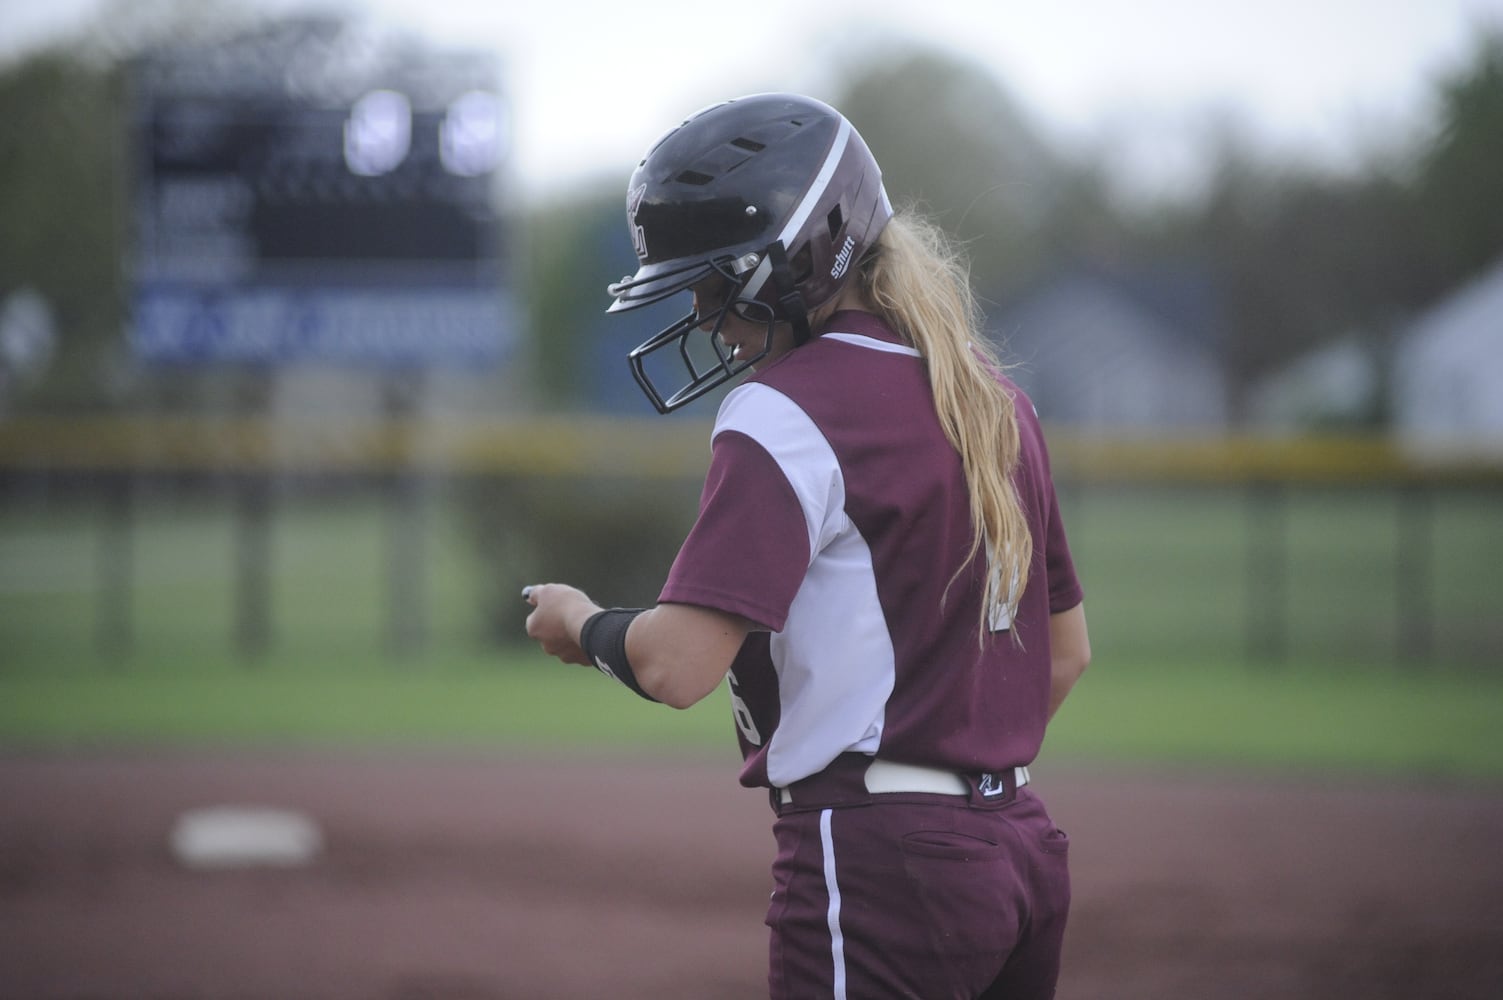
[1394,256,1503,450]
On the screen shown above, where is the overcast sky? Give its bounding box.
[4,0,1502,199]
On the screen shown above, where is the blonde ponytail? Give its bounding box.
[855,211,1032,642]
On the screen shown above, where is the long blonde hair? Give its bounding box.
[854,209,1031,641]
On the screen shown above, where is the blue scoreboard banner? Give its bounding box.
[132,285,514,367]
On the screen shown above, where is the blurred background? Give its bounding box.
[1,0,1502,747]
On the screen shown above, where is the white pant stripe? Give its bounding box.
[819,808,847,1000]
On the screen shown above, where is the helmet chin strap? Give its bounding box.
[766,241,813,346]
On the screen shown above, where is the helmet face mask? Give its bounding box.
[626,262,778,413]
[607,93,891,413]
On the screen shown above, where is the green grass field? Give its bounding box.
[3,649,1502,783]
[3,484,1501,783]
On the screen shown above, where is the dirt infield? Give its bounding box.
[1,750,1500,1000]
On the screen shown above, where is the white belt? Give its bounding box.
[777,760,1030,806]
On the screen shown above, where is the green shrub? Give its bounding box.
[460,474,702,640]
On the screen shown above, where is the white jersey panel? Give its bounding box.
[715,383,845,562]
[714,382,895,787]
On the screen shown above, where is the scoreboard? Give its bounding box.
[130,24,514,367]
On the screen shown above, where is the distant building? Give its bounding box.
[1392,257,1503,456]
[1247,333,1381,431]
[988,263,1228,431]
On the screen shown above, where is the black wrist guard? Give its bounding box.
[579,608,657,702]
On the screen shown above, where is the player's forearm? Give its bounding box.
[1048,669,1082,720]
[627,603,749,709]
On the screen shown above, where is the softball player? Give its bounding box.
[525,93,1090,999]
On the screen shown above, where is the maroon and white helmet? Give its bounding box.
[607,93,892,412]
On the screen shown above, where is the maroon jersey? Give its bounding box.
[660,311,1083,790]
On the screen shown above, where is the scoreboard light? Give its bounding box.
[343,89,411,176]
[440,90,506,177]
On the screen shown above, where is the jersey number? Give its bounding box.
[727,671,762,746]
[988,550,1020,632]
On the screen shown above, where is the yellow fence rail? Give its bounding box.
[1,417,1501,485]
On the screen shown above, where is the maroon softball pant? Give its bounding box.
[765,788,1070,999]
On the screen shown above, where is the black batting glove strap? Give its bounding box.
[578,608,658,702]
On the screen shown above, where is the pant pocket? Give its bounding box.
[899,833,1023,996]
[1038,824,1070,856]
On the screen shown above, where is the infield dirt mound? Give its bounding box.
[1,750,1500,999]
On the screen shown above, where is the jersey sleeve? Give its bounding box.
[1043,483,1084,613]
[658,428,812,631]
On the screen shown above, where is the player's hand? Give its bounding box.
[522,583,600,667]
